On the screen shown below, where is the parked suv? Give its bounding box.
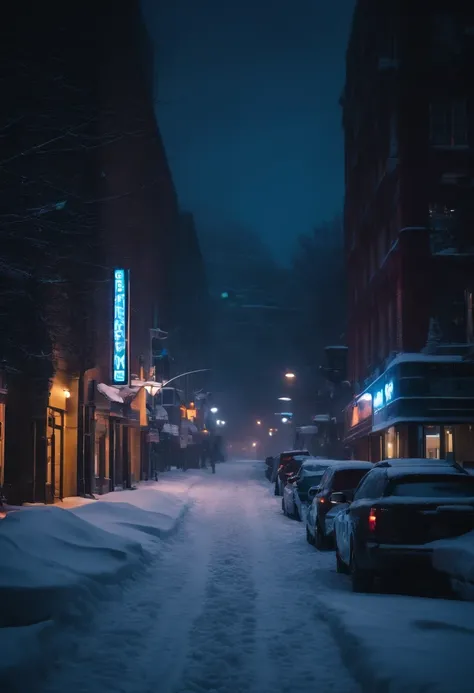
[334,459,474,592]
[306,461,372,548]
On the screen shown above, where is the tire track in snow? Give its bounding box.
[176,484,258,693]
[246,466,360,693]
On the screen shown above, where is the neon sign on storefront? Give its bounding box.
[112,269,129,385]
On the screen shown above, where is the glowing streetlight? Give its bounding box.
[210,407,218,414]
[252,442,257,448]
[281,417,289,423]
[256,420,262,425]
[285,372,296,380]
[278,397,291,401]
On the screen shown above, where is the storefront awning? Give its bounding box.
[97,383,140,404]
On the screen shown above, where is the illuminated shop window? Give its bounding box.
[425,425,441,459]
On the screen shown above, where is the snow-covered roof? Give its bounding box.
[377,458,452,467]
[385,466,467,478]
[387,353,463,368]
[374,495,474,504]
[297,425,319,434]
[281,450,309,455]
[322,461,373,471]
[304,457,355,467]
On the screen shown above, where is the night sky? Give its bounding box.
[142,0,355,261]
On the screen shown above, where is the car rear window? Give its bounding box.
[332,468,370,491]
[388,475,474,498]
[303,463,329,475]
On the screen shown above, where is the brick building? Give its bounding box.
[2,2,180,502]
[343,0,474,464]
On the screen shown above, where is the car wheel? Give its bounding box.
[306,526,314,545]
[315,522,326,550]
[350,545,375,593]
[336,548,348,574]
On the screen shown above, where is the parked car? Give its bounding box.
[282,458,335,520]
[274,450,310,495]
[306,461,373,548]
[264,456,274,481]
[333,459,474,593]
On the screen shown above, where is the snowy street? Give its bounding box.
[28,458,474,693]
[38,460,359,693]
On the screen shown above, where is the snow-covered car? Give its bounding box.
[334,459,474,592]
[306,461,372,549]
[282,458,340,521]
[274,450,310,496]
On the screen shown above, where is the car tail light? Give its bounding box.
[319,497,325,504]
[368,508,377,532]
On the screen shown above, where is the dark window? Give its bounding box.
[332,468,371,492]
[319,469,332,488]
[387,474,474,498]
[430,101,468,147]
[284,460,303,476]
[432,14,462,62]
[354,470,386,500]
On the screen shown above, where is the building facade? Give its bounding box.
[343,0,474,465]
[1,2,181,503]
[80,2,181,497]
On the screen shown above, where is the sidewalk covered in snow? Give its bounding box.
[0,472,202,685]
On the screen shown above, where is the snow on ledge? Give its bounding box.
[387,352,463,368]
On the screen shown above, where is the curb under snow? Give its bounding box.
[315,592,474,693]
[0,475,199,689]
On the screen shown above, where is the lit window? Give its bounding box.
[445,427,454,458]
[385,427,398,459]
[425,425,441,459]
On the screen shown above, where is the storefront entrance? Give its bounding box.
[46,407,64,502]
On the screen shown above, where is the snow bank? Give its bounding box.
[0,506,147,629]
[431,530,474,600]
[0,473,199,686]
[317,592,474,692]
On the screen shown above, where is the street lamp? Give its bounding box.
[278,397,291,401]
[285,372,296,380]
[281,417,289,423]
[210,407,218,414]
[252,442,257,448]
[144,381,162,397]
[256,420,262,425]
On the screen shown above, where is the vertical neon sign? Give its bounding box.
[112,269,129,385]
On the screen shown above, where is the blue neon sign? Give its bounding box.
[373,389,384,412]
[112,269,129,385]
[384,380,394,403]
